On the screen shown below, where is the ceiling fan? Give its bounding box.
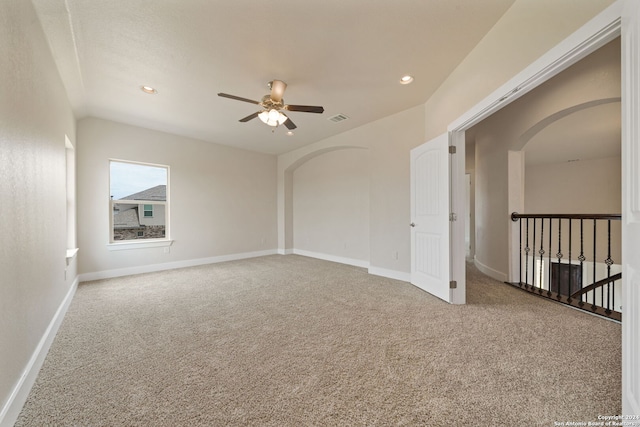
[218,80,324,130]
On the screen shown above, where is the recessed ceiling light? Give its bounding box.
[399,75,414,85]
[140,85,157,94]
[286,131,294,136]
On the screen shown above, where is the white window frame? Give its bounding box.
[107,159,172,251]
[65,135,79,264]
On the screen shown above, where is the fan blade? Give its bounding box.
[283,115,297,130]
[218,93,260,105]
[284,105,324,114]
[270,80,287,103]
[239,112,260,122]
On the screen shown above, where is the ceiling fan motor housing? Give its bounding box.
[261,95,284,110]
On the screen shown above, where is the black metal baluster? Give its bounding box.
[567,219,572,303]
[532,219,537,290]
[519,217,523,287]
[578,219,585,307]
[611,237,615,312]
[592,219,597,311]
[556,219,563,300]
[525,218,530,289]
[538,218,545,294]
[548,217,553,296]
[605,220,613,315]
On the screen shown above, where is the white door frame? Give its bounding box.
[447,4,621,133]
[449,131,466,304]
[620,0,640,416]
[442,0,640,414]
[443,3,622,304]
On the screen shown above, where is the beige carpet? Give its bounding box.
[15,255,621,426]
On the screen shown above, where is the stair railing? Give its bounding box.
[510,213,622,321]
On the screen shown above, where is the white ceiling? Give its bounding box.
[31,0,516,154]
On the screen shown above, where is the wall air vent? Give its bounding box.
[328,114,349,123]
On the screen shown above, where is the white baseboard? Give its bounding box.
[474,257,508,282]
[292,249,369,269]
[78,249,278,282]
[0,276,79,427]
[290,250,410,282]
[368,266,411,282]
[278,248,294,255]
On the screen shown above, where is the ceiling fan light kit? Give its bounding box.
[258,109,288,127]
[218,80,324,131]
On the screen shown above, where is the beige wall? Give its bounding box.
[293,148,370,263]
[525,156,622,264]
[0,0,77,421]
[525,157,621,214]
[76,117,277,276]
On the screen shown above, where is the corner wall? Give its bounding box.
[278,105,426,280]
[293,148,370,266]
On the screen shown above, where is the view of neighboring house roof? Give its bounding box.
[120,185,166,201]
[113,206,142,229]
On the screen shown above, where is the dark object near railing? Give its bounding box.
[510,212,622,322]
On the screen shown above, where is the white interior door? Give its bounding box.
[410,133,451,302]
[622,0,640,415]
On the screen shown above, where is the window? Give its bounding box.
[109,160,169,244]
[65,136,79,264]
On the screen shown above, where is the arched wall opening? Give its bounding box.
[279,145,370,266]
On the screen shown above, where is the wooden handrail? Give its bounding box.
[570,272,622,299]
[511,212,621,221]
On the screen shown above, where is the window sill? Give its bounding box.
[66,248,79,266]
[107,240,173,251]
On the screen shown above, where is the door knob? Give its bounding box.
[410,222,416,227]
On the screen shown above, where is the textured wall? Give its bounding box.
[0,0,76,421]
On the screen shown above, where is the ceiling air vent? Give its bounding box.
[328,113,349,123]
